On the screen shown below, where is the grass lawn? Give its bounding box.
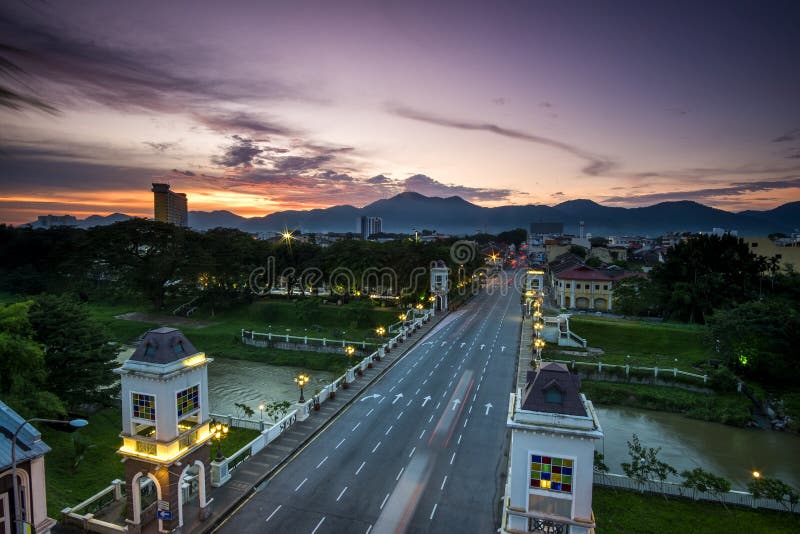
[581,381,753,426]
[568,316,715,372]
[593,486,800,533]
[39,407,262,518]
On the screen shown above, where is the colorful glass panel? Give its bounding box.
[132,393,155,421]
[530,454,574,494]
[176,385,200,417]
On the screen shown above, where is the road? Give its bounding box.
[216,276,522,534]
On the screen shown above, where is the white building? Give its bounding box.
[359,216,382,239]
[502,363,602,533]
[430,260,449,311]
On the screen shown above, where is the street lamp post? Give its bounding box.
[212,421,230,461]
[375,326,386,337]
[294,373,309,402]
[11,418,88,534]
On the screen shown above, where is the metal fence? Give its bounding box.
[594,473,798,514]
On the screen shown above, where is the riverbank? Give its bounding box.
[582,380,752,426]
[593,487,799,533]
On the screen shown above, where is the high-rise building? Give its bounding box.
[152,183,188,226]
[359,215,382,239]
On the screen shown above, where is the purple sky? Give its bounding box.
[1,0,799,224]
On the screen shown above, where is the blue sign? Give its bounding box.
[157,510,173,521]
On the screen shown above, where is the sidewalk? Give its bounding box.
[515,316,533,391]
[180,312,448,534]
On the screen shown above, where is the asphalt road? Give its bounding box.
[217,276,522,534]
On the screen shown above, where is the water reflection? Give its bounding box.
[207,357,335,419]
[596,406,800,490]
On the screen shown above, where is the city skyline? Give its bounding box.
[2,0,800,225]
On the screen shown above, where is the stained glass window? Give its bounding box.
[132,393,156,421]
[176,385,200,417]
[531,454,573,494]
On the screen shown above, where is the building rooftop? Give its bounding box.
[521,362,587,417]
[129,327,200,365]
[0,401,51,470]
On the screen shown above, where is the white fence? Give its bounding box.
[556,359,710,385]
[594,473,798,514]
[211,307,434,486]
[61,479,128,534]
[241,330,381,349]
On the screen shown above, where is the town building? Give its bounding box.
[0,401,56,534]
[502,362,602,533]
[114,327,214,533]
[359,216,382,239]
[34,215,78,228]
[549,256,644,312]
[151,183,188,227]
[745,236,800,272]
[430,260,449,311]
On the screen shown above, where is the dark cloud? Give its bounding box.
[402,174,514,202]
[144,141,176,152]
[195,111,295,138]
[388,104,614,176]
[665,108,688,116]
[0,13,299,114]
[539,101,553,108]
[271,154,335,174]
[772,128,800,143]
[603,177,800,204]
[171,169,195,176]
[492,97,506,106]
[367,174,392,184]
[786,149,800,160]
[551,191,564,196]
[212,135,264,168]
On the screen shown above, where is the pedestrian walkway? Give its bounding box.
[176,312,447,534]
[515,316,533,391]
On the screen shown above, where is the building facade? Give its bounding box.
[0,402,56,534]
[551,264,643,312]
[152,183,188,227]
[502,363,602,533]
[359,216,382,239]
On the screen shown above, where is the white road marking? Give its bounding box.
[311,516,326,534]
[385,425,393,435]
[365,526,372,534]
[367,409,374,416]
[380,493,390,510]
[440,475,448,491]
[419,429,426,439]
[468,405,472,414]
[265,504,281,522]
[435,401,441,410]
[428,414,434,423]
[422,379,428,385]
[389,386,395,392]
[430,503,438,520]
[409,446,416,458]
[316,456,328,469]
[398,377,404,383]
[337,486,348,501]
[352,422,360,432]
[356,461,366,475]
[450,452,456,465]
[457,433,462,445]
[295,478,307,492]
[396,467,405,480]
[464,417,469,428]
[372,441,381,453]
[336,438,345,449]
[415,388,421,395]
[397,411,404,420]
[406,399,413,407]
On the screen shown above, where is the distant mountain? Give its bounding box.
[23,194,800,236]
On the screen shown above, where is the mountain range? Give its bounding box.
[25,192,800,236]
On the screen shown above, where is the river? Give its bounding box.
[596,406,800,490]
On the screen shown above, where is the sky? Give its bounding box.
[1,0,799,224]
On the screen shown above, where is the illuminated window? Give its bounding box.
[132,393,156,421]
[177,385,200,417]
[531,455,573,493]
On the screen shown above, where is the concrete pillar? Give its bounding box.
[569,281,575,308]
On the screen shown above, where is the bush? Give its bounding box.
[709,366,739,393]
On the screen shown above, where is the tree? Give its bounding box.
[263,401,292,422]
[681,468,731,507]
[621,434,676,496]
[568,245,587,259]
[28,294,120,408]
[748,476,800,512]
[590,237,609,248]
[0,301,64,418]
[496,228,528,247]
[613,276,659,316]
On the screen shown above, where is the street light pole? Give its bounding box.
[11,418,88,534]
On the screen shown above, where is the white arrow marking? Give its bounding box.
[501,346,506,352]
[361,394,381,402]
[480,344,486,350]
[452,399,461,411]
[393,393,404,405]
[421,396,431,407]
[484,402,493,415]
[460,342,466,348]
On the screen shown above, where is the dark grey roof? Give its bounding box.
[130,327,199,365]
[521,362,587,417]
[0,401,51,470]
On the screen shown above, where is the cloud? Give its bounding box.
[367,174,392,184]
[492,97,506,106]
[539,101,553,108]
[171,169,195,176]
[402,174,515,202]
[211,135,265,168]
[772,128,800,143]
[144,141,176,153]
[387,104,614,176]
[195,111,295,138]
[551,191,564,197]
[603,177,800,205]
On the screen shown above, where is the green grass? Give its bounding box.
[582,381,753,427]
[593,486,800,533]
[211,427,261,460]
[569,316,715,371]
[39,407,125,517]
